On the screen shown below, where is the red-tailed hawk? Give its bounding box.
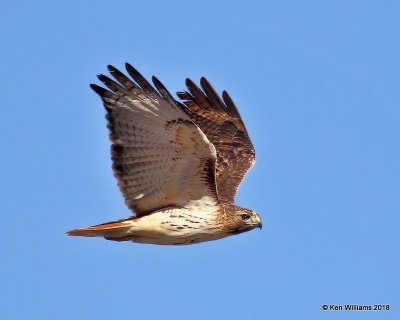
[67,63,261,245]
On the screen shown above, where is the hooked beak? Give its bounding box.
[254,214,262,230]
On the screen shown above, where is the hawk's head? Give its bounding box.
[226,205,262,235]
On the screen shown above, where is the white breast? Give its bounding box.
[125,202,225,245]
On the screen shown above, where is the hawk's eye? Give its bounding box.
[241,214,251,221]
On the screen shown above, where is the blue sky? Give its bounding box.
[1,1,399,319]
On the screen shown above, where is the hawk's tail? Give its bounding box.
[66,219,134,241]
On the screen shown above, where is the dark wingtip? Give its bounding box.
[222,90,231,103]
[200,77,212,90]
[90,83,106,96]
[90,84,112,112]
[152,76,175,103]
[185,78,195,87]
[125,62,138,74]
[97,73,108,82]
[107,64,118,72]
[151,75,165,89]
[151,75,162,89]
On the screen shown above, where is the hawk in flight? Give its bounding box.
[67,63,262,245]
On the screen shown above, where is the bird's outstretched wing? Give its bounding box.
[177,78,255,203]
[91,64,219,217]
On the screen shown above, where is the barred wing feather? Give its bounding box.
[91,64,219,216]
[177,78,256,203]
